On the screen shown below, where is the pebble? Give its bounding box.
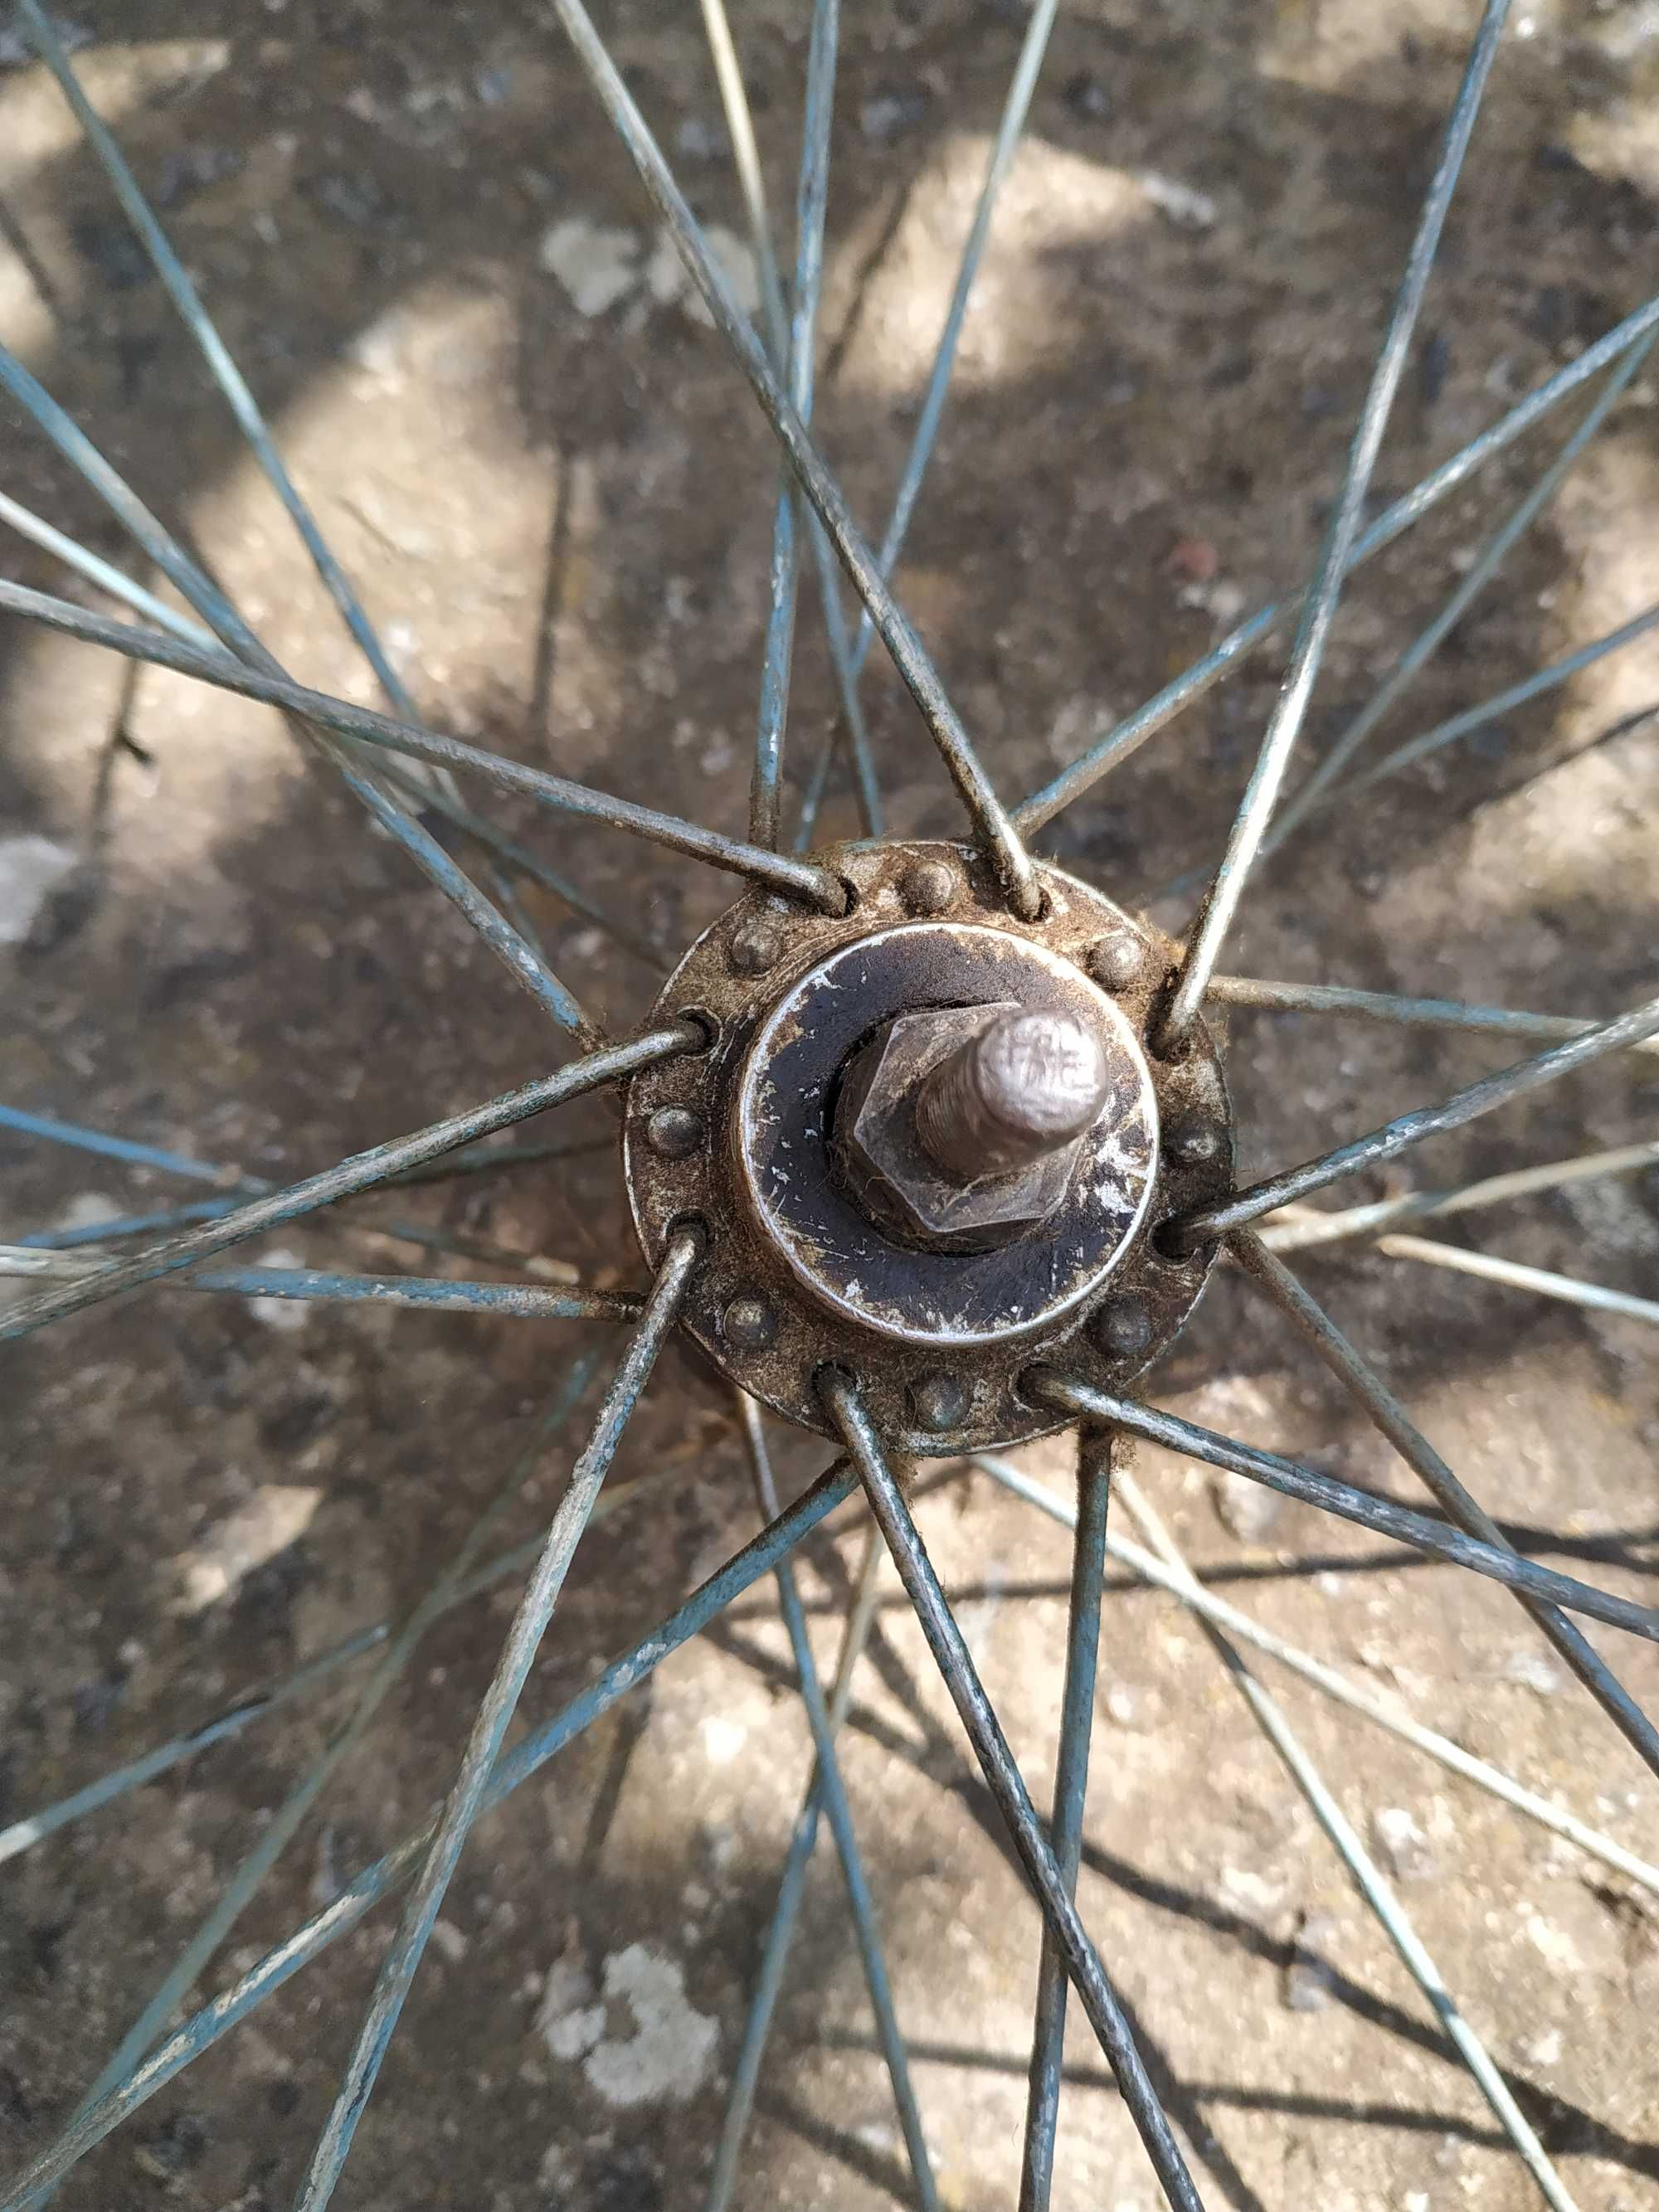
[0,834,79,946]
[1138,170,1218,231]
[540,216,642,318]
[1370,1805,1434,1882]
[1282,1911,1340,2012]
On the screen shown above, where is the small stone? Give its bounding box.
[1520,2026,1564,2069]
[1164,535,1219,584]
[0,836,85,946]
[1501,1648,1564,1695]
[429,1917,469,1965]
[1370,1805,1434,1882]
[246,1247,310,1332]
[1138,170,1218,230]
[304,169,393,227]
[154,144,241,208]
[1282,1911,1340,2012]
[1210,1469,1284,1543]
[645,222,759,326]
[133,2112,207,2180]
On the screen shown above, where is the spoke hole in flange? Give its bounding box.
[1151,1213,1206,1263]
[674,1005,721,1055]
[666,1212,713,1263]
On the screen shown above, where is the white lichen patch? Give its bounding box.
[539,1942,717,2107]
[539,216,643,317]
[0,834,76,945]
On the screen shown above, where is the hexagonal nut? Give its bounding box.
[835,1003,1086,1250]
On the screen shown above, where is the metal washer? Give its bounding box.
[621,839,1233,1455]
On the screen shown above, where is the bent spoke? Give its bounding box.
[547,0,1042,919]
[1028,1375,1659,1644]
[820,1371,1205,2212]
[1159,0,1511,1047]
[0,576,846,915]
[1169,991,1659,1248]
[1231,1230,1659,1776]
[0,1027,695,1343]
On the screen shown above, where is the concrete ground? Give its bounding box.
[2,2,1657,2207]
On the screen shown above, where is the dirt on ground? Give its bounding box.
[2,2,1658,2208]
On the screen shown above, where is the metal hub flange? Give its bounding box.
[622,839,1233,1454]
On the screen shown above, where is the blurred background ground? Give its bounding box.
[2,1,1658,2206]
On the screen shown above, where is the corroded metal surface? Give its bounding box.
[621,840,1232,1453]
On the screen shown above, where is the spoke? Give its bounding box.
[0,1463,678,1870]
[727,1398,937,2210]
[1029,1374,1659,1644]
[1158,0,1511,1048]
[14,1197,242,1251]
[0,576,848,915]
[0,1457,861,2207]
[0,1026,695,1343]
[975,1452,1659,1898]
[1169,990,1659,1249]
[0,352,591,1034]
[1313,597,1659,816]
[1267,332,1655,854]
[1231,1230,1659,1776]
[1019,1424,1113,2212]
[0,489,212,646]
[17,0,426,733]
[1258,1138,1659,1254]
[795,0,1060,845]
[1112,1471,1579,2212]
[22,1354,603,2211]
[747,0,839,850]
[820,1371,1204,2212]
[0,1249,642,1321]
[0,1102,265,1190]
[547,0,1042,920]
[1010,297,1659,838]
[289,1229,700,2212]
[703,1523,884,2212]
[1376,1232,1659,1327]
[1205,975,1659,1057]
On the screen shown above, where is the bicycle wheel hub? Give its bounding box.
[623,840,1231,1451]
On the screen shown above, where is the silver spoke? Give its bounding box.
[0,575,847,915]
[0,1027,695,1343]
[703,1524,885,2210]
[730,1396,938,2210]
[1029,1375,1659,1645]
[1206,974,1659,1057]
[1019,1424,1114,2212]
[1232,1230,1659,1775]
[0,489,211,646]
[1113,1471,1580,2212]
[1259,1140,1659,1254]
[547,0,1042,918]
[820,1370,1205,2212]
[1377,1232,1659,1328]
[1169,991,1659,1249]
[1266,332,1656,854]
[290,1229,701,2211]
[1010,299,1659,836]
[975,1451,1659,1898]
[1159,0,1511,1048]
[0,1461,862,2205]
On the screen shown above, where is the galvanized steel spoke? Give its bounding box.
[0,1249,641,1322]
[727,1397,938,2211]
[0,576,847,914]
[0,489,212,647]
[1112,1471,1580,2212]
[0,1462,678,1871]
[1376,1232,1659,1327]
[1019,1425,1114,2212]
[289,1230,700,2212]
[0,1102,266,1191]
[703,1523,885,2211]
[1169,991,1659,1249]
[17,0,428,736]
[1267,333,1655,853]
[1206,974,1659,1057]
[975,1452,1659,1898]
[1010,299,1659,837]
[1028,1375,1659,1643]
[1232,1230,1659,1776]
[0,1460,862,2207]
[1159,0,1511,1049]
[21,1355,604,2212]
[0,1027,695,1342]
[548,0,1042,920]
[795,0,1060,845]
[1258,1139,1659,1253]
[820,1371,1205,2212]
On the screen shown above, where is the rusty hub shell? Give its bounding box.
[621,839,1232,1455]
